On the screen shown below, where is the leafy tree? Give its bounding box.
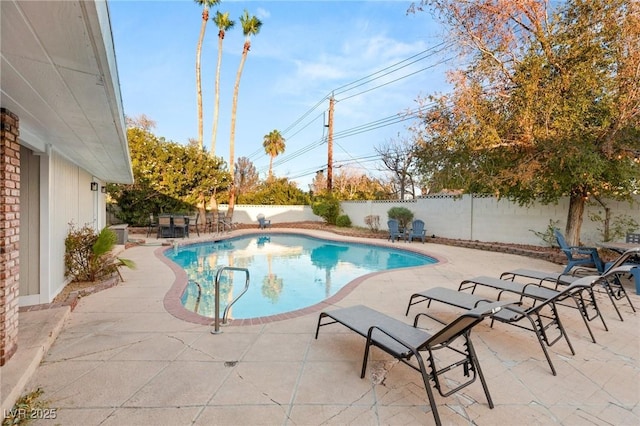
[194,0,220,151]
[311,169,393,200]
[228,10,262,217]
[109,119,230,225]
[410,0,640,244]
[240,177,310,205]
[210,10,235,156]
[263,129,286,179]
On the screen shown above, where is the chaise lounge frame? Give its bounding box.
[405,280,595,376]
[315,302,509,426]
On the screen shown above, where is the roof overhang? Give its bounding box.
[1,0,133,183]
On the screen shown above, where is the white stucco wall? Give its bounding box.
[341,194,640,245]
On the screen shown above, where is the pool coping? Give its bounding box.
[161,229,447,326]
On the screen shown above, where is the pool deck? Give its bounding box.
[3,228,639,425]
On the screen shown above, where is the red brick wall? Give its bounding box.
[0,108,20,366]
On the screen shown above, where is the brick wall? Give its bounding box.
[0,108,20,366]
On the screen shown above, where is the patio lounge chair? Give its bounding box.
[315,301,510,426]
[387,219,403,242]
[455,275,607,344]
[407,219,427,243]
[554,228,604,274]
[405,278,596,376]
[501,248,639,321]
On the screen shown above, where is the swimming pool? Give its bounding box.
[164,233,437,320]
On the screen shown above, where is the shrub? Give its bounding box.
[387,207,414,230]
[64,223,135,282]
[311,195,340,225]
[336,215,352,227]
[364,215,380,232]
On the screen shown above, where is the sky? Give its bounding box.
[109,0,456,190]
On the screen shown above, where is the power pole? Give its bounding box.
[327,95,334,192]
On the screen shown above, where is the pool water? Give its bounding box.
[165,233,436,319]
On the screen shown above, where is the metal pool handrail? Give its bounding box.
[211,266,250,334]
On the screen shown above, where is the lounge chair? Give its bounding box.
[257,214,271,229]
[455,275,607,344]
[387,219,404,242]
[405,278,596,376]
[501,248,639,321]
[315,302,510,426]
[554,228,604,274]
[407,219,427,243]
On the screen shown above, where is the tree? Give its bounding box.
[235,156,259,196]
[194,0,220,151]
[376,136,418,200]
[228,9,262,217]
[210,10,235,156]
[109,119,230,225]
[410,0,640,245]
[262,129,286,179]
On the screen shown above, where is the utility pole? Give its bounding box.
[327,95,334,192]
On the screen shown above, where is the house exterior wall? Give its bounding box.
[0,108,20,366]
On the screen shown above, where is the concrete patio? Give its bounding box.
[3,228,639,425]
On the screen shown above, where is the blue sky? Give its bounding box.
[109,0,455,189]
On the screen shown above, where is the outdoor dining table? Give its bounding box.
[598,242,640,295]
[598,242,640,255]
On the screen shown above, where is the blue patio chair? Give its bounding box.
[554,228,604,274]
[387,219,403,242]
[257,214,271,229]
[407,219,427,243]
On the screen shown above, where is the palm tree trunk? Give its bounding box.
[228,42,249,218]
[211,33,224,156]
[229,42,249,177]
[196,10,209,151]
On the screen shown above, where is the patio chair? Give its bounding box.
[172,215,189,238]
[554,228,604,274]
[407,219,427,243]
[387,219,403,242]
[455,275,607,345]
[501,248,639,321]
[626,233,640,244]
[405,278,597,376]
[257,214,271,229]
[315,301,510,426]
[146,213,157,238]
[157,215,172,238]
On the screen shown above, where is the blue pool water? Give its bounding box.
[165,233,437,319]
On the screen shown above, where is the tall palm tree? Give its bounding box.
[228,9,262,216]
[263,129,286,179]
[194,0,219,151]
[210,10,235,157]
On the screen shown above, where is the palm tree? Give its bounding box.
[228,9,262,217]
[263,129,286,179]
[194,0,219,151]
[210,10,235,157]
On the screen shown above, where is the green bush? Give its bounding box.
[311,195,340,225]
[336,214,352,227]
[64,223,135,282]
[387,207,414,229]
